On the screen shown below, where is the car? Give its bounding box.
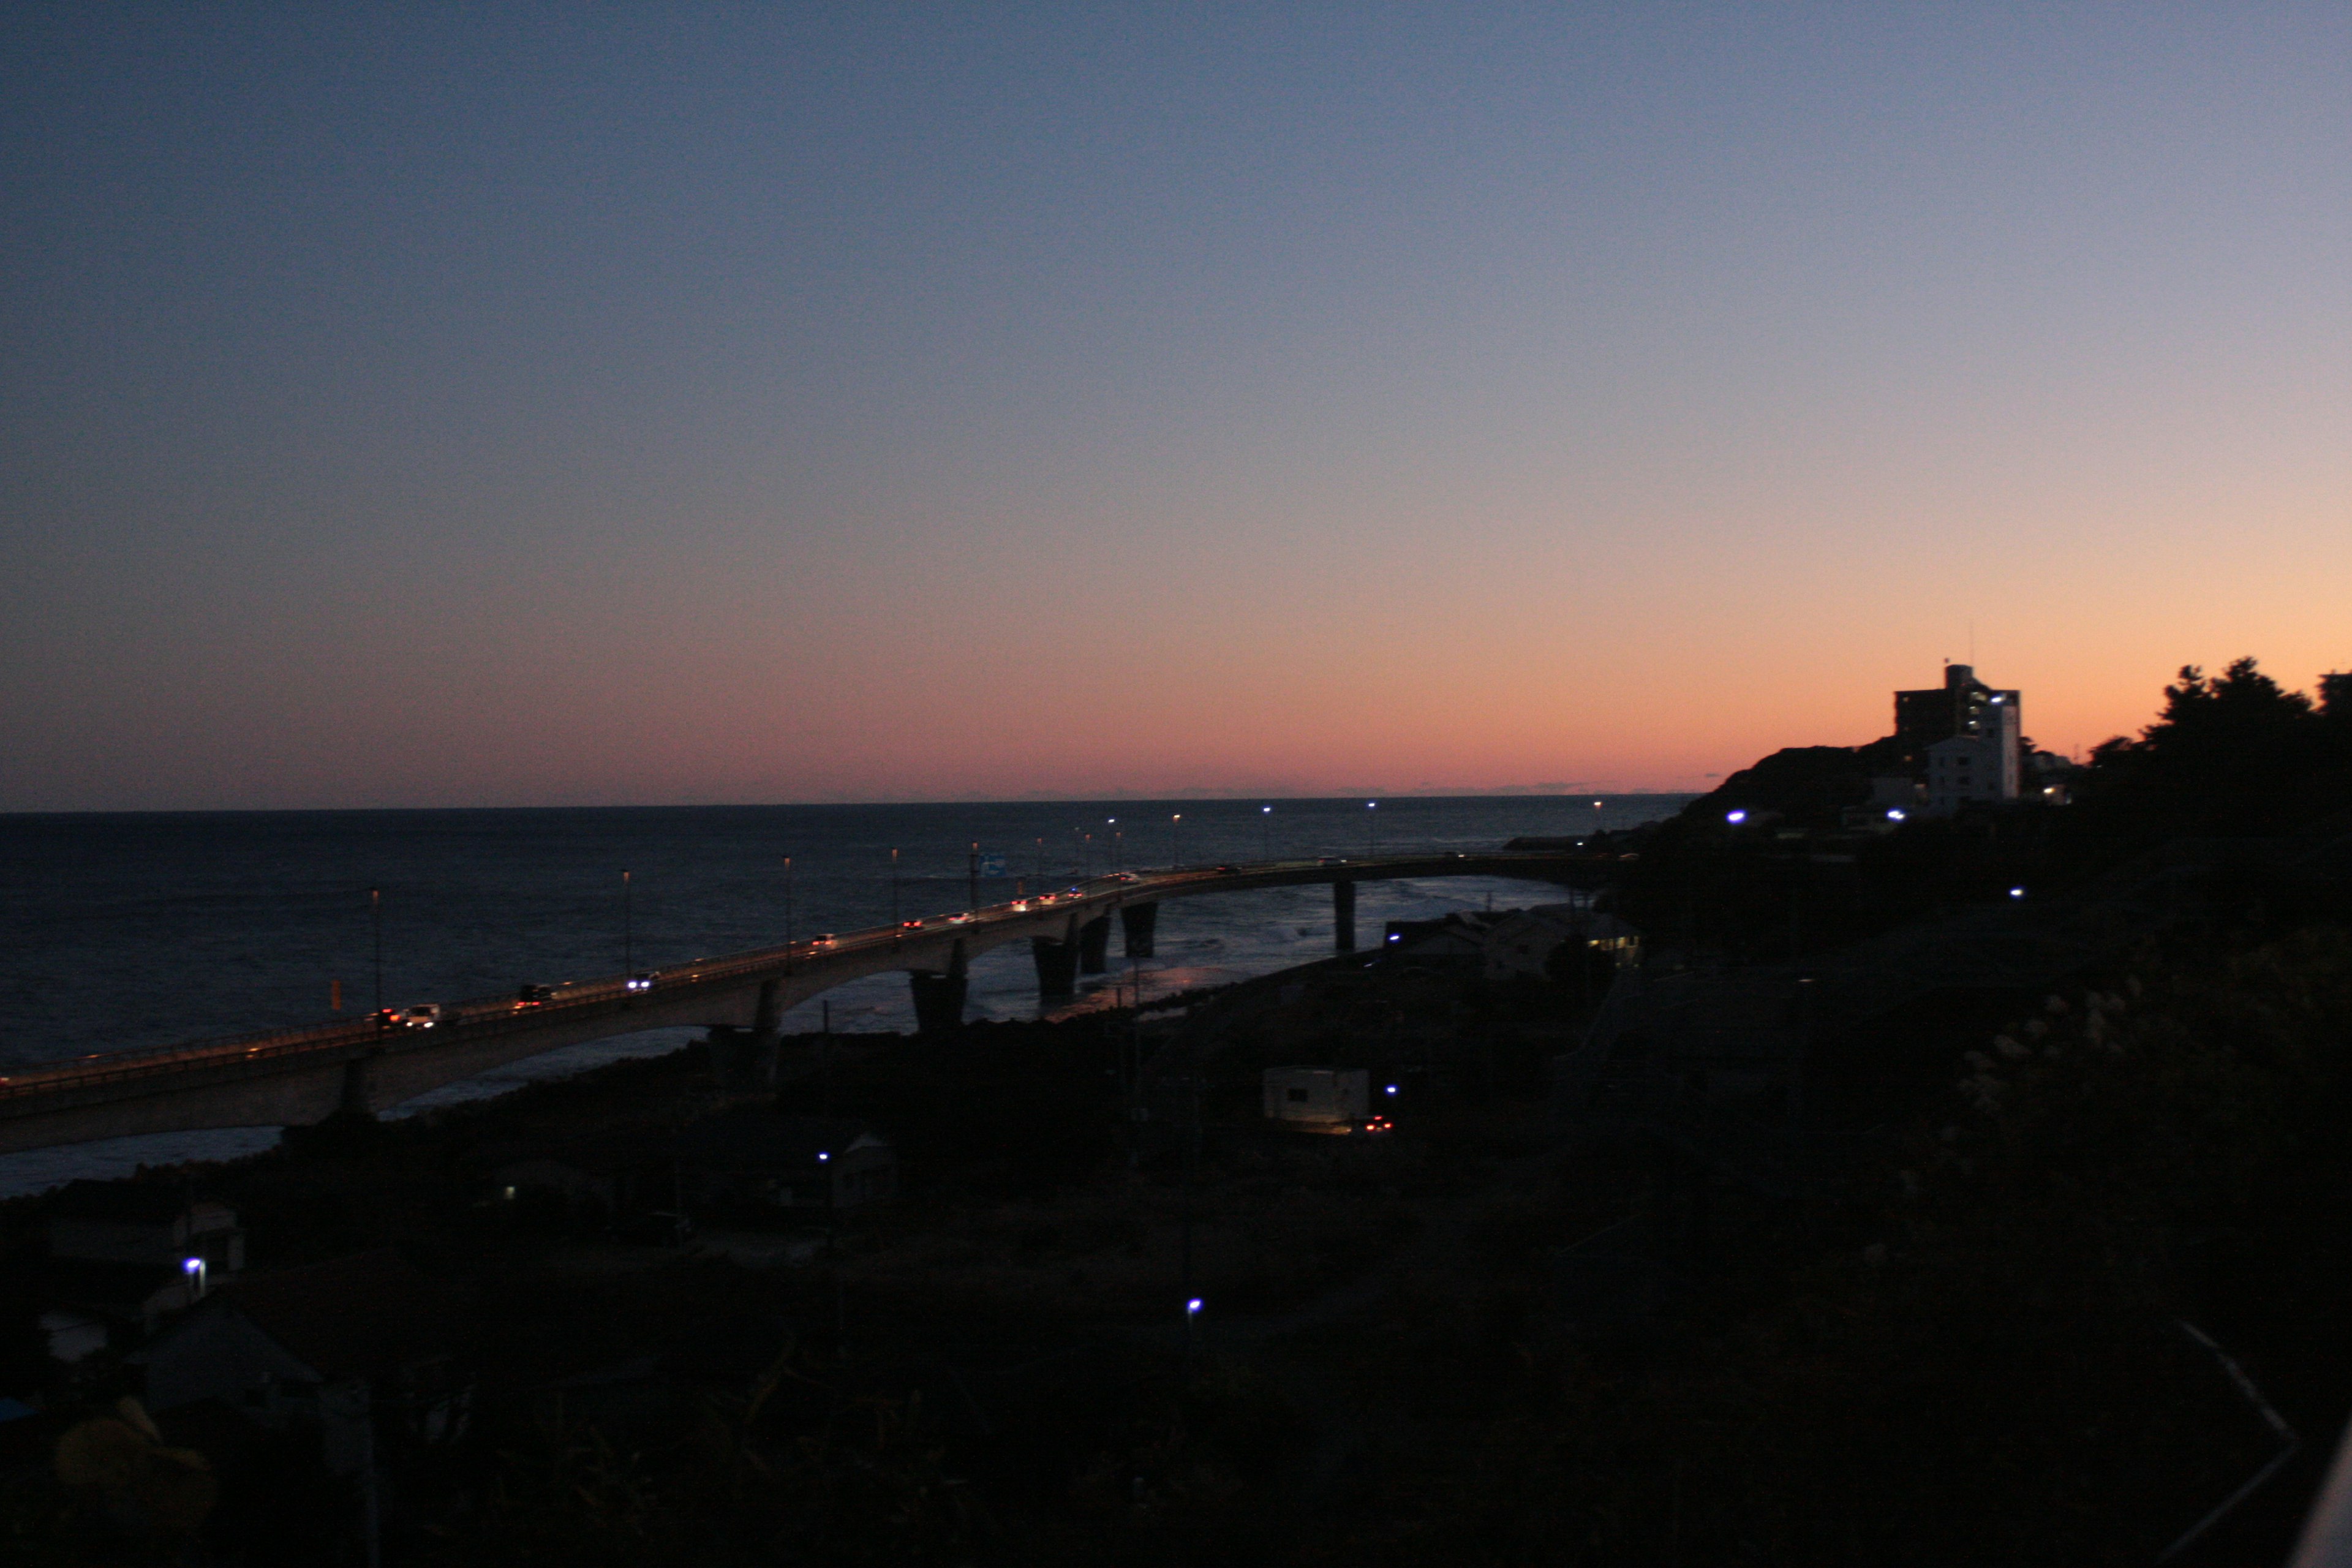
[398,1004,442,1030]
[515,984,556,1008]
[625,973,655,993]
[1008,900,1030,913]
[1214,864,1240,875]
[900,919,924,931]
[947,911,973,924]
[1035,893,1057,905]
[810,933,836,948]
[1110,872,1137,883]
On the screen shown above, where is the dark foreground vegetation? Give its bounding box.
[4,658,2350,1565]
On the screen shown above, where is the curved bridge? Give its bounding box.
[0,851,1609,1154]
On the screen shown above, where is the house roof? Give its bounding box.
[209,1250,469,1381]
[44,1257,190,1317]
[48,1180,201,1223]
[1488,907,1640,943]
[672,1110,886,1173]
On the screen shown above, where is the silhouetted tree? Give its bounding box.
[2067,658,2350,851]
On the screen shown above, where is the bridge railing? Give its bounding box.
[2,853,1599,1106]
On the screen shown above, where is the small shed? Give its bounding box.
[1483,906,1641,983]
[48,1182,244,1276]
[1263,1068,1369,1126]
[672,1110,895,1212]
[1381,911,1500,971]
[133,1249,473,1449]
[42,1183,247,1338]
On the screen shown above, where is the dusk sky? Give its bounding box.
[4,4,2346,812]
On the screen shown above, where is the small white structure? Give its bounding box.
[1263,1068,1368,1126]
[49,1184,244,1276]
[1482,906,1641,982]
[1927,731,2019,814]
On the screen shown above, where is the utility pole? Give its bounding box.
[968,842,979,911]
[370,889,383,1019]
[1180,1066,1202,1385]
[784,856,794,972]
[622,870,632,974]
[890,848,900,939]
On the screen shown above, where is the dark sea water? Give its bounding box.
[0,794,1689,1193]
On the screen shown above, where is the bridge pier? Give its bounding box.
[1333,878,1357,953]
[1077,915,1112,975]
[1120,901,1159,959]
[711,980,784,1088]
[1033,915,1082,1000]
[909,940,970,1036]
[339,1051,377,1117]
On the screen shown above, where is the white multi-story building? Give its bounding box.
[1926,688,2021,813]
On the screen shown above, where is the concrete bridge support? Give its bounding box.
[339,1051,377,1117]
[908,940,970,1036]
[1333,878,1357,952]
[712,979,784,1087]
[1120,902,1159,959]
[1033,916,1082,1000]
[1077,916,1112,975]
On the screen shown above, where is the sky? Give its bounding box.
[3,4,2346,811]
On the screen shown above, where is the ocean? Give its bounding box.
[0,794,1689,1193]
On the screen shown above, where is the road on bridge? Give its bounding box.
[0,851,1609,1152]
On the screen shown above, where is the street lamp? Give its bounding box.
[891,848,901,935]
[784,856,794,967]
[1261,804,1272,862]
[1366,801,1378,858]
[370,888,383,1018]
[622,870,632,974]
[1170,813,1183,869]
[1107,818,1119,872]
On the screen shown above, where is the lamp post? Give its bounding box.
[370,889,383,1019]
[968,842,979,911]
[784,856,794,969]
[1170,813,1183,870]
[1261,804,1272,862]
[622,870,633,974]
[890,848,900,933]
[1366,801,1378,858]
[1108,818,1119,872]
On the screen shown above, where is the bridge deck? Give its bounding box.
[0,851,1608,1152]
